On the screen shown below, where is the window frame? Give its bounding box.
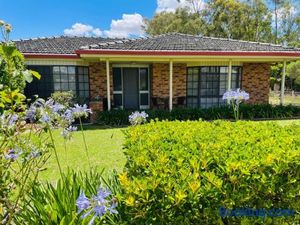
[186,66,242,108]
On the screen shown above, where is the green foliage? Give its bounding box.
[120,120,300,224]
[145,8,204,36]
[287,61,300,86]
[15,170,122,225]
[96,104,300,126]
[51,91,75,107]
[204,0,272,42]
[0,20,40,93]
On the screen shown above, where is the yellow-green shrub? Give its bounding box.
[121,120,300,224]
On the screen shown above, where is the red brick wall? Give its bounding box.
[242,63,270,104]
[152,63,187,98]
[89,62,113,114]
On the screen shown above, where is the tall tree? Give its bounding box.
[277,0,300,46]
[203,0,272,41]
[145,8,205,36]
[269,0,285,43]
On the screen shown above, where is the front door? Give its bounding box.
[123,68,139,109]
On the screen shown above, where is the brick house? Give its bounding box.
[15,33,300,117]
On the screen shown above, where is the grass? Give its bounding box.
[269,93,300,106]
[40,120,300,182]
[39,125,126,181]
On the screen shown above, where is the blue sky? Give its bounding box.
[1,0,298,40]
[2,0,159,39]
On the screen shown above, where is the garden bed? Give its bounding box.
[95,104,300,126]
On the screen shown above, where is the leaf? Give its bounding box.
[23,70,33,83]
[30,70,41,80]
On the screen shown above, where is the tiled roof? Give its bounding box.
[14,36,118,55]
[81,33,300,52]
[14,33,300,54]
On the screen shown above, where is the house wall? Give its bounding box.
[242,63,270,104]
[88,62,270,118]
[152,63,187,98]
[89,62,113,120]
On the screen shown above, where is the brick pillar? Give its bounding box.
[242,63,270,104]
[152,63,187,108]
[89,62,113,122]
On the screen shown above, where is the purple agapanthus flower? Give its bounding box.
[8,114,18,127]
[5,149,22,161]
[25,106,37,122]
[76,191,91,213]
[40,113,50,123]
[129,111,148,125]
[76,186,117,225]
[61,109,74,123]
[108,202,118,214]
[72,104,92,118]
[222,89,249,102]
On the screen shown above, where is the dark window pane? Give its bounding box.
[60,66,68,75]
[140,68,148,91]
[84,67,89,75]
[113,68,122,91]
[84,75,89,83]
[69,74,76,82]
[113,94,122,107]
[53,66,60,75]
[78,67,83,75]
[61,83,69,90]
[69,82,76,91]
[53,74,60,82]
[140,93,149,105]
[68,66,75,75]
[54,83,61,91]
[61,75,68,82]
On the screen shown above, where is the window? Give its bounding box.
[113,68,123,108]
[25,66,89,103]
[187,66,242,108]
[139,68,149,108]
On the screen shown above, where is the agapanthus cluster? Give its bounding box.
[24,98,92,139]
[76,186,118,224]
[222,89,250,121]
[128,111,148,125]
[0,113,19,130]
[222,89,250,103]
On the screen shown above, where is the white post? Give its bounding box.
[106,59,111,111]
[227,60,232,91]
[169,60,173,111]
[227,60,232,104]
[280,61,287,105]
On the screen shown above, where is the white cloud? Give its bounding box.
[63,13,145,38]
[156,0,205,13]
[64,23,102,37]
[104,13,145,38]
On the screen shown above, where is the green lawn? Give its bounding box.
[39,125,126,181]
[269,93,300,106]
[40,120,300,182]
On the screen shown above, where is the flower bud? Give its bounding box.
[5,23,12,33]
[0,20,4,26]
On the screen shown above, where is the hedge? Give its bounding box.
[95,104,300,126]
[120,120,300,224]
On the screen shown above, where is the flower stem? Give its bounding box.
[79,117,91,167]
[48,128,64,180]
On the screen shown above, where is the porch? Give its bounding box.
[88,60,280,113]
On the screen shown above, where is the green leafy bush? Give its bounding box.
[51,91,75,107]
[120,120,300,224]
[96,104,300,126]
